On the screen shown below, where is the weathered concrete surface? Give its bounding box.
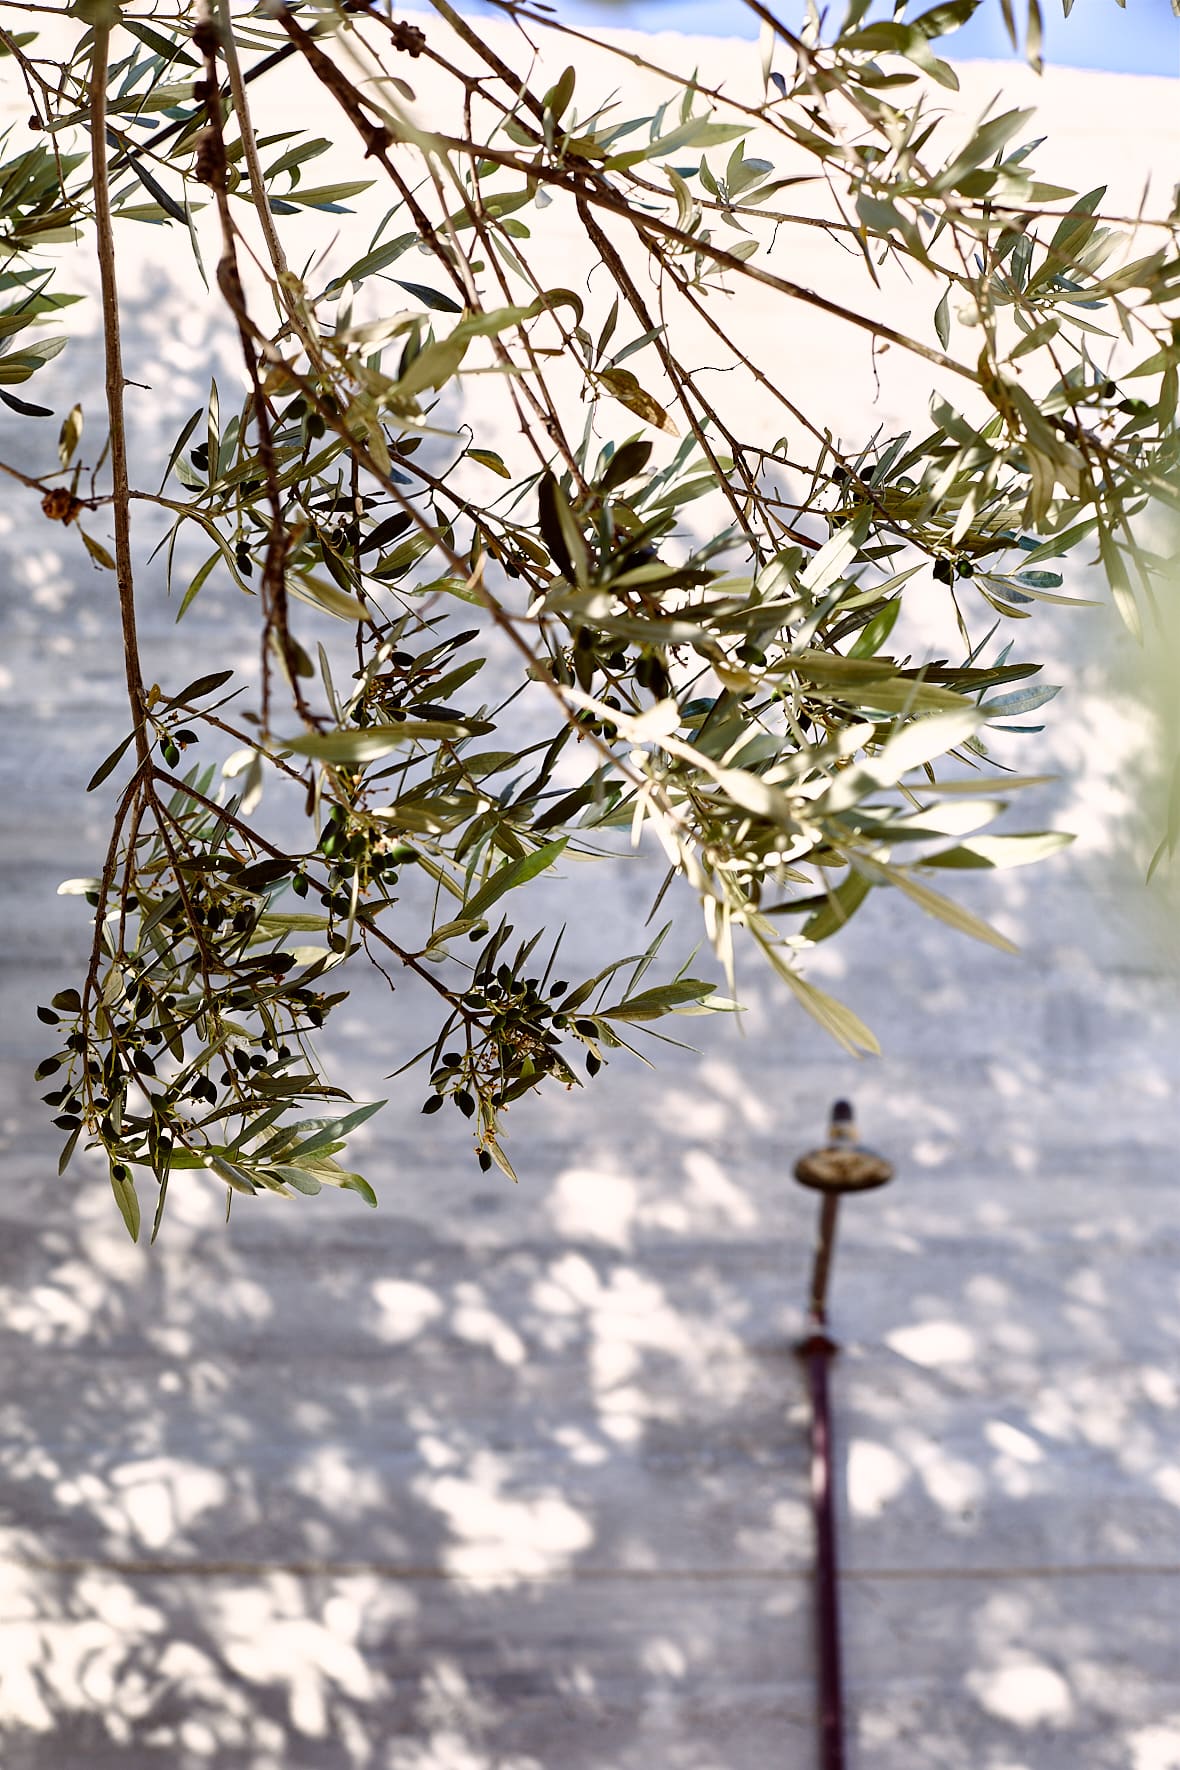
[2,17,1180,1769]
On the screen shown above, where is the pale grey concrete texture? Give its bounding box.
[2,16,1180,1770]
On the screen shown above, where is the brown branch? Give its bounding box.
[152,770,470,1010]
[89,25,151,777]
[577,194,764,557]
[193,0,302,735]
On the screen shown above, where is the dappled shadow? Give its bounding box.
[4,893,1180,1767]
[0,1042,821,1767]
[6,382,1180,1770]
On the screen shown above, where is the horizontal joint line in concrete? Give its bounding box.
[2,1555,1175,1583]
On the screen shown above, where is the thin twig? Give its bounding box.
[89,24,151,777]
[193,0,302,734]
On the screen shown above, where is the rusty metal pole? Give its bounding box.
[794,1101,894,1770]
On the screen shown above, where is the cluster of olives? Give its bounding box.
[36,829,355,1188]
[932,556,976,585]
[154,725,197,770]
[421,961,605,1166]
[304,803,409,924]
[549,625,673,733]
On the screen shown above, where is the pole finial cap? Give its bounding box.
[793,1098,894,1194]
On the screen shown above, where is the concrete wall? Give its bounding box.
[1,14,1179,1767]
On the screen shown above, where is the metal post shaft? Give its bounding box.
[808,1192,841,1325]
[804,1324,844,1770]
[801,1188,845,1770]
[793,1102,893,1770]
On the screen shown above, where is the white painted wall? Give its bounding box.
[1,14,1179,1767]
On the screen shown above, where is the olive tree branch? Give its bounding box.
[90,22,150,780]
[193,0,304,735]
